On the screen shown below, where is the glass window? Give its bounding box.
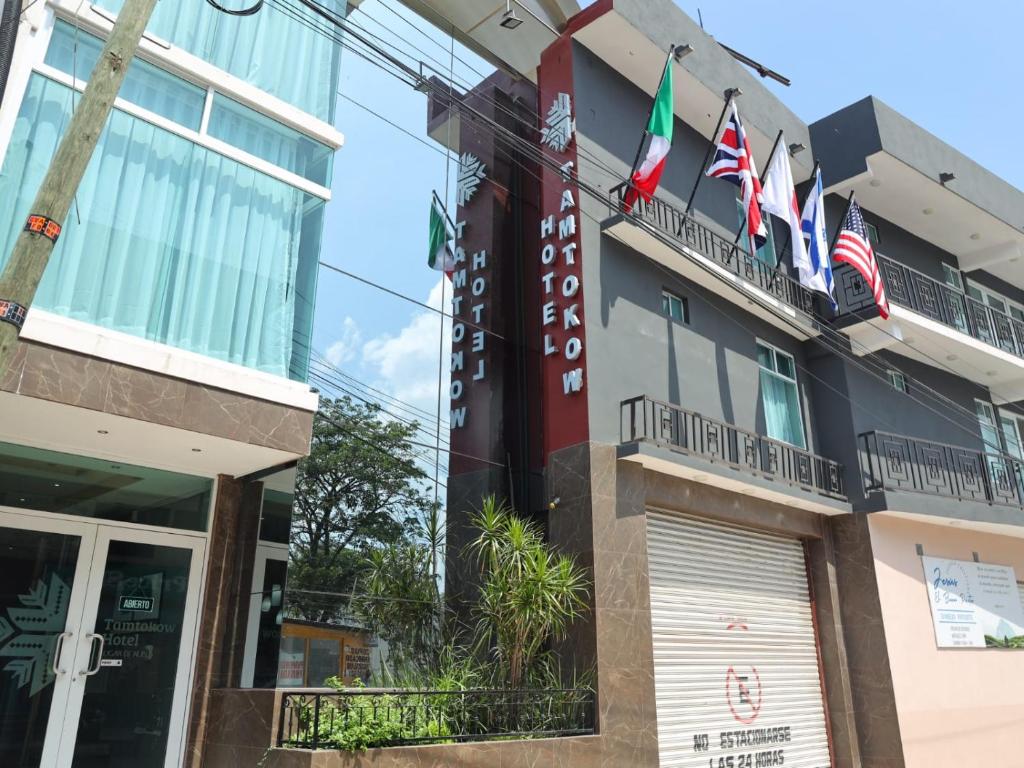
[308,638,342,687]
[45,20,205,131]
[886,370,909,394]
[277,636,306,687]
[259,489,294,544]
[93,0,345,121]
[661,290,688,323]
[0,440,212,531]
[976,399,1002,453]
[756,341,806,449]
[208,94,334,186]
[252,558,288,688]
[736,199,776,266]
[0,74,320,380]
[942,263,964,291]
[865,221,880,247]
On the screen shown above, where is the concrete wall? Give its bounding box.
[868,514,1024,767]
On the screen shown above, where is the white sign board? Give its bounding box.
[921,556,1024,648]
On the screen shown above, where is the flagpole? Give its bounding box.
[627,47,676,184]
[767,159,818,292]
[829,191,856,254]
[685,87,740,215]
[731,128,784,250]
[432,189,457,232]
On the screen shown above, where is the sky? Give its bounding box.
[313,0,1024,486]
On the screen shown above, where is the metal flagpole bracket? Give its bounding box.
[0,299,27,331]
[24,214,62,243]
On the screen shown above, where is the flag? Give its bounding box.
[833,198,889,319]
[625,54,674,211]
[760,134,808,275]
[706,102,767,249]
[428,198,454,277]
[798,166,837,308]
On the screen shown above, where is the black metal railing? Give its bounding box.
[835,254,1024,358]
[608,182,816,315]
[621,396,846,500]
[860,430,1024,508]
[277,688,595,750]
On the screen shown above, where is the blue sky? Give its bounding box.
[314,0,1023,476]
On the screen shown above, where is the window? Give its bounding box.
[0,74,323,380]
[886,370,909,394]
[662,290,688,323]
[756,341,806,449]
[942,263,964,291]
[976,400,1003,454]
[93,0,345,120]
[865,221,880,247]
[45,20,207,130]
[736,199,777,266]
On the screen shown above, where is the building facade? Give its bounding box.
[0,1,342,766]
[433,1,1024,767]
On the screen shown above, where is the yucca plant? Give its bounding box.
[468,496,590,690]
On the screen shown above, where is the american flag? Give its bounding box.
[706,103,767,249]
[833,198,889,319]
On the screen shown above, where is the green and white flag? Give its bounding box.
[428,199,454,275]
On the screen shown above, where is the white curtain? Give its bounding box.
[760,370,806,448]
[0,75,322,379]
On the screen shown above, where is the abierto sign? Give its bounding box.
[921,556,1024,648]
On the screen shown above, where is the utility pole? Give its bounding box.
[0,0,158,380]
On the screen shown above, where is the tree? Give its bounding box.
[288,396,437,622]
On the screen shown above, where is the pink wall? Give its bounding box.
[868,514,1024,767]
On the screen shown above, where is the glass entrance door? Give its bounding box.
[0,511,205,768]
[0,514,94,768]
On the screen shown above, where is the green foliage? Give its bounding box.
[985,634,1024,648]
[288,396,436,622]
[468,496,590,689]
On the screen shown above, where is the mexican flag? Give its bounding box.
[626,54,674,211]
[428,199,454,276]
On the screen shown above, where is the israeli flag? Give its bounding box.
[798,167,837,310]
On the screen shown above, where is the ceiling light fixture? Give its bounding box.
[97,429,108,435]
[499,1,523,29]
[970,233,981,241]
[191,448,202,453]
[869,178,882,187]
[922,208,934,215]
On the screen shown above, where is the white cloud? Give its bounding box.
[361,278,452,425]
[324,316,363,366]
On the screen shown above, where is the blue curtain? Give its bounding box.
[760,370,806,448]
[0,74,322,379]
[95,0,344,122]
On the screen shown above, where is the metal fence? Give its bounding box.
[621,395,846,500]
[608,182,817,315]
[836,254,1024,358]
[277,688,595,750]
[860,430,1024,507]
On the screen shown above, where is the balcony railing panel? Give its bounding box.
[860,430,1024,508]
[277,688,595,749]
[608,183,816,315]
[836,254,1024,361]
[621,395,846,500]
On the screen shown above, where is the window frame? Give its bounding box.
[736,198,777,266]
[886,369,909,394]
[755,339,807,450]
[661,289,689,324]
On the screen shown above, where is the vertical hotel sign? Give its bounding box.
[537,35,589,458]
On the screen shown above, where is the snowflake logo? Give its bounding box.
[541,92,575,153]
[456,152,487,206]
[0,573,72,696]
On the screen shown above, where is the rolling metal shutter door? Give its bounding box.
[647,512,832,768]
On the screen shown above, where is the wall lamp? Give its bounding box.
[939,171,956,186]
[788,142,806,156]
[673,44,693,60]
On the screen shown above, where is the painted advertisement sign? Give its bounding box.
[921,556,1024,648]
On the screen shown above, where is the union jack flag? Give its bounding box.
[833,198,889,319]
[706,103,767,249]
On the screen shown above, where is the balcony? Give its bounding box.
[835,256,1024,402]
[619,396,848,515]
[860,430,1024,528]
[604,184,820,339]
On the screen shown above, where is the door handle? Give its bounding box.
[52,631,73,676]
[78,633,106,678]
